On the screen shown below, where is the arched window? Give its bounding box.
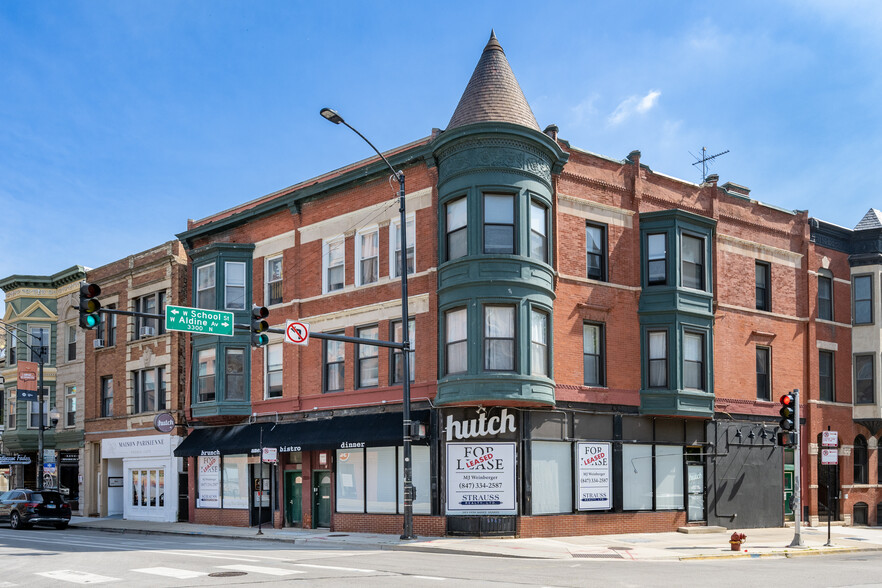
[854,502,868,526]
[854,436,868,484]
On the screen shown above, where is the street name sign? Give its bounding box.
[165,305,234,337]
[285,320,310,346]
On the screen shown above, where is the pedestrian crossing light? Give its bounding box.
[78,283,102,330]
[250,305,269,347]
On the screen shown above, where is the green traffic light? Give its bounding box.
[85,314,100,329]
[252,333,269,347]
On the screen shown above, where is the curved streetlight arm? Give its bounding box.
[320,108,402,180]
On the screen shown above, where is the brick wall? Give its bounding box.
[518,511,686,537]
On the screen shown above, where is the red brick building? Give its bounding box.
[82,241,189,522]
[170,32,882,536]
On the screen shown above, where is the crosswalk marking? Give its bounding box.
[218,565,305,576]
[414,576,446,581]
[294,563,376,573]
[132,567,208,579]
[35,570,120,584]
[154,550,260,562]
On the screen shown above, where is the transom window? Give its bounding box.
[484,194,514,254]
[446,197,467,261]
[484,305,515,371]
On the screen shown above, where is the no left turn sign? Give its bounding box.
[285,320,310,346]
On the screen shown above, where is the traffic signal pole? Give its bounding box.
[789,388,804,548]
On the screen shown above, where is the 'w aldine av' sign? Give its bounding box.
[165,305,234,337]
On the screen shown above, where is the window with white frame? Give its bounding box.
[7,389,16,429]
[101,377,113,417]
[484,194,514,254]
[196,263,216,309]
[484,305,515,371]
[265,255,283,306]
[681,234,704,290]
[683,332,705,390]
[446,197,467,261]
[357,229,379,286]
[28,395,49,429]
[390,216,415,278]
[583,323,605,386]
[334,445,432,515]
[224,262,246,310]
[391,319,415,384]
[225,348,246,401]
[647,331,667,388]
[445,308,467,375]
[6,331,16,365]
[324,335,345,392]
[97,303,117,346]
[530,309,548,376]
[357,326,379,388]
[29,326,49,363]
[65,385,76,427]
[133,367,166,413]
[324,237,345,292]
[265,343,283,398]
[530,200,548,262]
[197,349,216,403]
[67,325,77,361]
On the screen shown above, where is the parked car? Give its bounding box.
[0,489,71,530]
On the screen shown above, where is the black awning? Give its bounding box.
[174,411,430,458]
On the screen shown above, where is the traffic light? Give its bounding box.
[78,283,102,330]
[778,392,796,447]
[250,305,269,347]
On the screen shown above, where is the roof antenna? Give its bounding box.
[689,146,729,182]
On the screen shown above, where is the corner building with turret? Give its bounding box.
[172,33,882,536]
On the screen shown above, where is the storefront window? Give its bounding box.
[335,448,364,513]
[397,446,431,515]
[197,456,221,508]
[366,447,396,513]
[222,455,249,509]
[622,444,653,510]
[655,446,684,509]
[531,441,573,514]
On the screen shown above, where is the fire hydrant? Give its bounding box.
[729,531,747,551]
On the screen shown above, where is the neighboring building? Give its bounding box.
[82,241,189,522]
[0,266,87,507]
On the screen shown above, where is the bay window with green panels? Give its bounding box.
[638,210,716,418]
[189,243,255,418]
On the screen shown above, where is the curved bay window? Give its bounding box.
[484,305,515,371]
[483,194,514,254]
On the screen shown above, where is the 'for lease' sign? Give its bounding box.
[576,442,612,511]
[445,442,516,515]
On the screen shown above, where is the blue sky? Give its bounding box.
[2,1,881,281]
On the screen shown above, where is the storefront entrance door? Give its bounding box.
[285,470,302,526]
[312,470,331,528]
[130,468,166,515]
[250,464,273,527]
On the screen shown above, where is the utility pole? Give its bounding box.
[789,388,804,547]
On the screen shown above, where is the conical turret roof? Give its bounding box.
[855,208,882,231]
[447,31,540,132]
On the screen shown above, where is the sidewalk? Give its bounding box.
[69,516,882,561]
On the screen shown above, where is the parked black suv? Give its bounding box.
[0,489,71,530]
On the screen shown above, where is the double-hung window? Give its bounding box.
[67,325,77,361]
[391,319,415,384]
[357,229,379,286]
[484,194,514,254]
[681,234,704,290]
[6,332,16,365]
[755,262,770,311]
[65,385,76,427]
[586,223,606,281]
[324,335,345,392]
[583,323,604,386]
[97,303,117,346]
[6,389,16,429]
[391,217,415,278]
[683,332,705,390]
[325,238,345,292]
[196,263,216,309]
[756,347,771,401]
[266,255,283,306]
[29,326,49,363]
[134,292,166,340]
[197,349,216,403]
[28,395,48,429]
[530,200,548,262]
[224,262,246,310]
[647,234,666,286]
[446,197,467,261]
[445,308,468,375]
[484,305,515,371]
[854,275,873,325]
[357,326,379,388]
[101,377,113,417]
[818,274,833,321]
[530,309,548,376]
[225,348,246,401]
[855,354,875,405]
[265,343,283,398]
[647,331,667,388]
[819,350,834,402]
[133,367,166,413]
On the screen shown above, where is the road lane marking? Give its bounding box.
[413,576,446,581]
[294,563,376,573]
[35,570,120,584]
[0,536,142,552]
[218,565,305,576]
[133,568,209,579]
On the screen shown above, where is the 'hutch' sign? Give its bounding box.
[445,408,517,441]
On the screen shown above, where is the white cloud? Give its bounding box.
[608,90,661,126]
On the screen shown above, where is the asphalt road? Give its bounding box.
[1,526,882,587]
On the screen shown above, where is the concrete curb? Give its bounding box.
[680,545,882,561]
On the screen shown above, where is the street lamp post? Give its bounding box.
[320,108,416,540]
